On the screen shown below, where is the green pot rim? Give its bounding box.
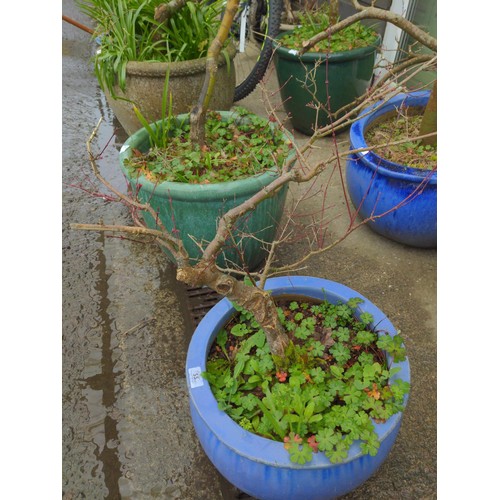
[273,31,381,63]
[119,111,295,201]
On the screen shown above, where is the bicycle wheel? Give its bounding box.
[232,0,283,102]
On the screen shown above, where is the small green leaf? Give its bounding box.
[347,297,363,309]
[294,312,304,322]
[216,329,228,348]
[231,324,250,337]
[359,312,374,325]
[288,441,313,464]
[256,400,286,440]
[304,401,315,421]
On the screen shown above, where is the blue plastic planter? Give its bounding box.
[186,276,410,500]
[346,91,437,248]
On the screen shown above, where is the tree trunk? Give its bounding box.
[154,0,189,23]
[419,81,437,147]
[190,0,240,147]
[177,263,289,359]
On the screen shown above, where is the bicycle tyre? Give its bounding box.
[233,0,283,102]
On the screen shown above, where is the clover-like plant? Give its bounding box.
[203,296,410,464]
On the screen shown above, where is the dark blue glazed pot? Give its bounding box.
[186,276,410,500]
[346,91,437,248]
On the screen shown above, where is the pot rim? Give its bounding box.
[118,110,295,199]
[349,90,437,184]
[124,43,237,76]
[272,32,381,63]
[186,276,410,469]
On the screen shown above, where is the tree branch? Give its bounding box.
[299,3,437,54]
[189,0,240,146]
[154,0,189,24]
[177,262,289,357]
[76,119,190,267]
[73,1,438,362]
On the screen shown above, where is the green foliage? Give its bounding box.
[131,68,175,149]
[124,107,291,184]
[377,333,407,363]
[79,0,228,94]
[280,4,378,54]
[204,296,410,465]
[231,323,250,337]
[354,329,376,346]
[286,435,314,464]
[330,342,351,365]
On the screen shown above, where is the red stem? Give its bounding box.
[62,15,95,35]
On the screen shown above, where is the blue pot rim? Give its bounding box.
[118,111,296,200]
[186,276,410,469]
[272,31,381,63]
[349,91,437,184]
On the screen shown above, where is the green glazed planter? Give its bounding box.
[119,111,294,270]
[272,32,381,135]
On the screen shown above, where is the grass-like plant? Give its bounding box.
[79,0,228,95]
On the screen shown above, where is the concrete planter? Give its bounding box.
[103,45,236,135]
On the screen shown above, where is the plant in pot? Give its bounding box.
[280,0,437,247]
[78,0,236,134]
[316,2,437,247]
[347,86,437,248]
[272,0,381,135]
[120,101,294,270]
[72,1,436,497]
[188,276,410,499]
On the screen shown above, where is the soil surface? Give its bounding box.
[62,0,437,498]
[365,112,437,170]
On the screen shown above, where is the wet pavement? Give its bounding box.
[62,0,436,498]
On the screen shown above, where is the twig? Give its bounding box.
[299,3,437,54]
[120,318,156,336]
[62,15,94,35]
[74,119,190,267]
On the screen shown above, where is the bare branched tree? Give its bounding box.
[72,0,437,362]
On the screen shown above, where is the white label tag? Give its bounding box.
[188,367,204,388]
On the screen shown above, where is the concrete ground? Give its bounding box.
[62,1,436,498]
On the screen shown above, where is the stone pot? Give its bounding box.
[104,45,236,135]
